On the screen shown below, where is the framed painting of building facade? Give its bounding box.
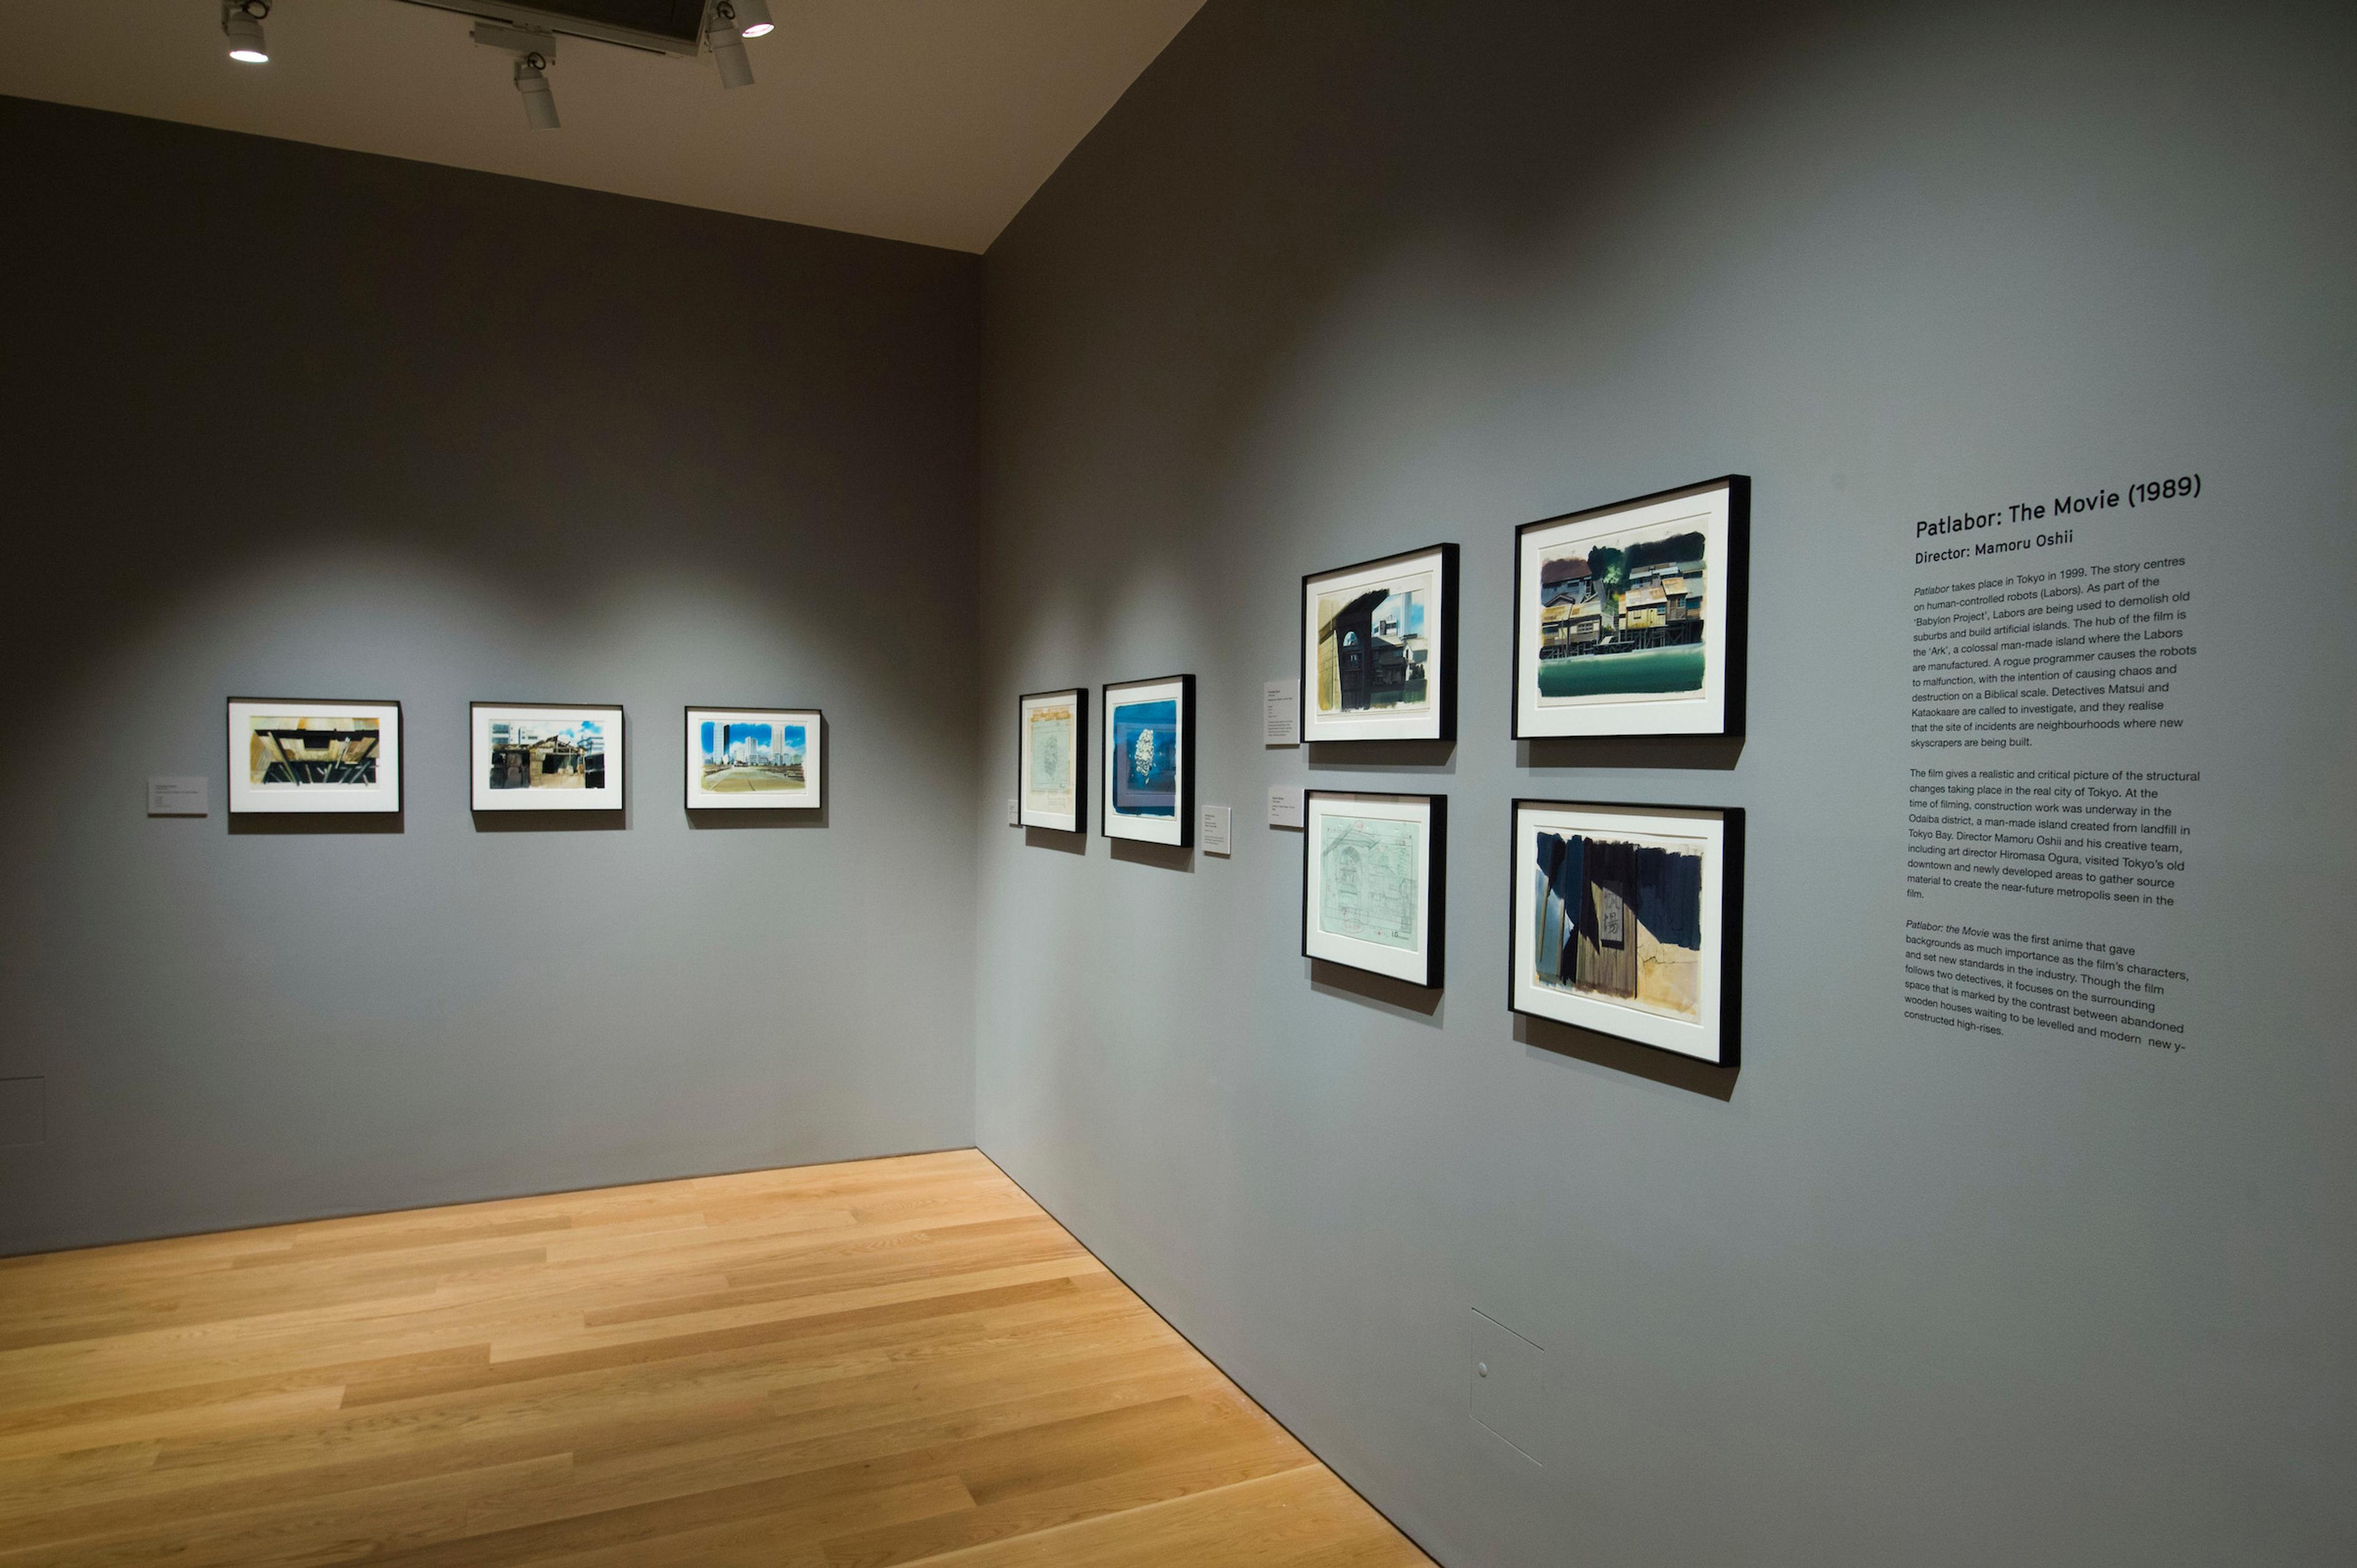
[1509,798,1742,1064]
[1302,790,1446,987]
[1301,543,1458,743]
[226,697,403,814]
[684,706,821,811]
[1101,674,1193,847]
[1512,476,1748,738]
[470,702,625,812]
[1018,687,1087,833]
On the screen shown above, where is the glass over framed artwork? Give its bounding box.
[1101,673,1194,847]
[1303,790,1446,987]
[470,702,625,812]
[1509,799,1743,1064]
[1512,476,1749,738]
[1018,687,1087,833]
[226,697,403,814]
[684,707,821,811]
[1301,543,1458,743]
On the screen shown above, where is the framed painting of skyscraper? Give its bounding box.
[1512,476,1748,738]
[1510,798,1743,1064]
[1301,543,1458,743]
[1101,674,1193,847]
[226,697,403,815]
[684,706,822,811]
[1018,688,1086,833]
[1302,789,1446,987]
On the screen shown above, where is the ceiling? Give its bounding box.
[0,0,1202,253]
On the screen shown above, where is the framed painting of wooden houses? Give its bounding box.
[1512,476,1748,738]
[1018,688,1087,833]
[226,697,403,815]
[1302,789,1446,987]
[684,707,821,811]
[1509,798,1743,1064]
[1101,674,1193,847]
[1301,543,1457,743]
[470,702,625,812]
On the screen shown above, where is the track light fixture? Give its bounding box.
[471,23,562,130]
[514,53,559,130]
[726,0,776,39]
[222,0,270,64]
[707,7,754,88]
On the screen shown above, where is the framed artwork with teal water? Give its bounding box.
[1512,476,1748,738]
[1101,673,1194,847]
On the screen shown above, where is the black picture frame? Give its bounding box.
[1016,687,1088,834]
[682,705,824,813]
[1299,542,1460,743]
[225,696,404,815]
[1506,797,1744,1066]
[1511,475,1749,740]
[1301,788,1447,989]
[469,700,627,813]
[1101,673,1195,848]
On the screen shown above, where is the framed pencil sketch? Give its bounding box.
[1510,799,1743,1064]
[470,702,624,812]
[1018,688,1087,833]
[684,707,821,811]
[1303,790,1446,987]
[1101,673,1194,847]
[1301,543,1458,743]
[1512,476,1748,738]
[226,697,403,814]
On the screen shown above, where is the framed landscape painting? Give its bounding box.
[470,702,624,812]
[1509,799,1743,1064]
[1301,543,1458,743]
[1304,790,1446,987]
[1101,674,1193,847]
[1512,476,1748,738]
[1018,688,1086,833]
[226,697,402,815]
[684,707,821,811]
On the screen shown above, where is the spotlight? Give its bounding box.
[514,53,560,130]
[222,0,269,64]
[707,14,754,88]
[725,0,776,39]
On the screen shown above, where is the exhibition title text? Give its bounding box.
[1910,471,2201,564]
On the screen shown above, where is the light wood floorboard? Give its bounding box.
[0,1149,1431,1567]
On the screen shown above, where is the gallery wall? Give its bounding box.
[0,96,982,1255]
[974,2,2355,1563]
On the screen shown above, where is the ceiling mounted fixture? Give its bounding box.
[726,0,775,40]
[706,5,753,90]
[471,22,561,129]
[221,0,270,64]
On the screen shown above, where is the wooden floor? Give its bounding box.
[0,1149,1430,1567]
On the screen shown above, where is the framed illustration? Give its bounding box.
[1509,798,1743,1064]
[1301,542,1458,743]
[684,706,821,811]
[1302,790,1446,987]
[1512,475,1749,738]
[1101,673,1194,847]
[470,702,624,812]
[1018,688,1087,833]
[226,697,403,814]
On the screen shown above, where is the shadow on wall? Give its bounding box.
[1514,1012,1737,1101]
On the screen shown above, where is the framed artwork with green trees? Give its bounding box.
[1512,476,1748,739]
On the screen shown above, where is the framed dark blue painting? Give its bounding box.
[1101,673,1194,846]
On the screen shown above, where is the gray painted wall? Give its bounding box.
[975,3,2354,1564]
[0,98,981,1256]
